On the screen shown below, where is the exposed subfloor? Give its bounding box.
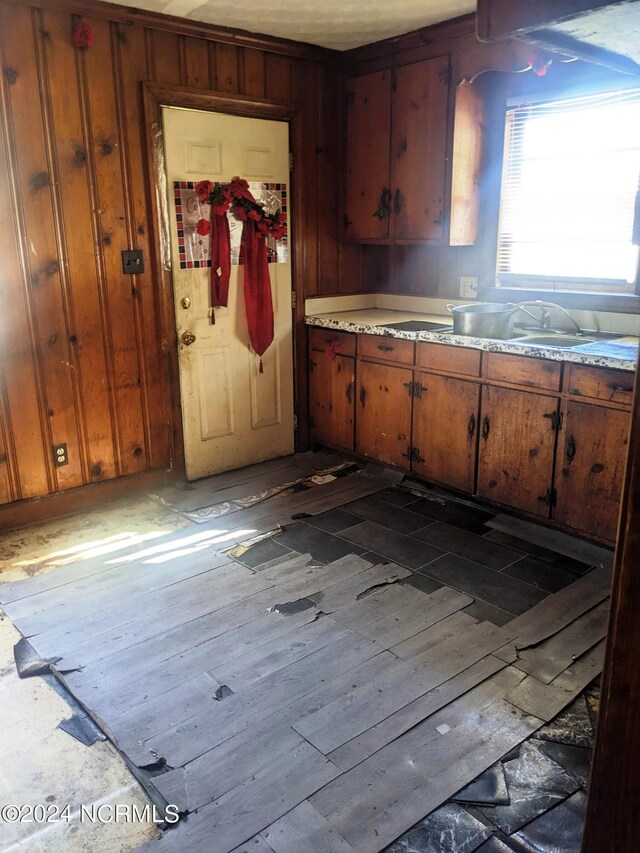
[0,454,612,852]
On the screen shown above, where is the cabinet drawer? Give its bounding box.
[309,327,356,358]
[417,342,481,377]
[484,353,562,391]
[358,334,415,364]
[566,365,635,407]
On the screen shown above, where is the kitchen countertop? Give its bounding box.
[305,309,639,372]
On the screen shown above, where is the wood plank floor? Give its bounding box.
[0,462,611,853]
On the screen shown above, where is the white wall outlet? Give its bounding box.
[459,276,478,299]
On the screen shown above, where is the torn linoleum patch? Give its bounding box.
[478,740,582,835]
[176,462,359,523]
[385,803,492,853]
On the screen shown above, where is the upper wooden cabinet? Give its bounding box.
[477,0,640,75]
[343,70,392,241]
[344,57,450,243]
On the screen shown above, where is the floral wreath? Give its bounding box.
[194,177,286,241]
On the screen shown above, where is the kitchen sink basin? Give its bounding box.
[510,334,595,348]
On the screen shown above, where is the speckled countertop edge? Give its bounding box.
[305,314,638,373]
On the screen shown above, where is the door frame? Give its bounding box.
[142,82,302,478]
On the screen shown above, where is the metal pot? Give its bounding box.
[446,302,521,339]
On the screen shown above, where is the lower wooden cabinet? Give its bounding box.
[309,352,355,452]
[308,327,633,543]
[554,401,630,541]
[356,360,413,469]
[477,386,560,517]
[411,372,480,492]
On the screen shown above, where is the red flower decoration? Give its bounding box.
[247,209,261,221]
[71,21,94,50]
[195,218,211,236]
[212,201,230,215]
[270,223,286,241]
[195,180,214,203]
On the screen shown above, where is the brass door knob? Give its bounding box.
[180,296,191,309]
[181,331,196,346]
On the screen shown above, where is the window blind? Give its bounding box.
[496,88,640,288]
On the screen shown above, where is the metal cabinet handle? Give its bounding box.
[373,187,392,220]
[481,415,490,440]
[566,434,576,464]
[377,343,394,352]
[359,385,366,407]
[467,413,476,439]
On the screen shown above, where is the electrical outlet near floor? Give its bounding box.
[459,276,478,299]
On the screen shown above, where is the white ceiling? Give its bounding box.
[114,0,476,50]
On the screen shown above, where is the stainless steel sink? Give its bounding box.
[509,334,595,348]
[380,320,453,332]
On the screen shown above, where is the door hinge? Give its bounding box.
[402,445,424,464]
[537,487,557,508]
[403,380,426,398]
[294,414,298,430]
[438,64,452,87]
[289,152,294,172]
[543,410,562,432]
[291,291,297,309]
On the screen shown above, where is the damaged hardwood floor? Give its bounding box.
[0,461,612,853]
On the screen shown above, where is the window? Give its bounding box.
[496,88,640,294]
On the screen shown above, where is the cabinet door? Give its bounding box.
[309,353,355,452]
[356,361,413,469]
[477,386,559,517]
[391,56,449,241]
[554,401,630,541]
[411,372,480,493]
[344,70,392,240]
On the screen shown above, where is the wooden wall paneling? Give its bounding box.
[291,58,319,448]
[360,245,391,292]
[0,383,14,504]
[149,28,183,85]
[316,63,341,295]
[265,53,291,102]
[0,55,50,500]
[82,17,147,475]
[388,245,415,293]
[340,243,363,293]
[0,3,84,491]
[182,36,211,89]
[292,59,320,297]
[114,22,171,470]
[0,0,338,63]
[42,9,117,483]
[215,43,239,93]
[241,47,266,98]
[449,80,485,246]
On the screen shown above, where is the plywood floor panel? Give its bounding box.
[0,466,609,853]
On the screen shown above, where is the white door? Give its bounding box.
[163,107,294,480]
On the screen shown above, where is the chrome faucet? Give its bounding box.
[516,301,584,336]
